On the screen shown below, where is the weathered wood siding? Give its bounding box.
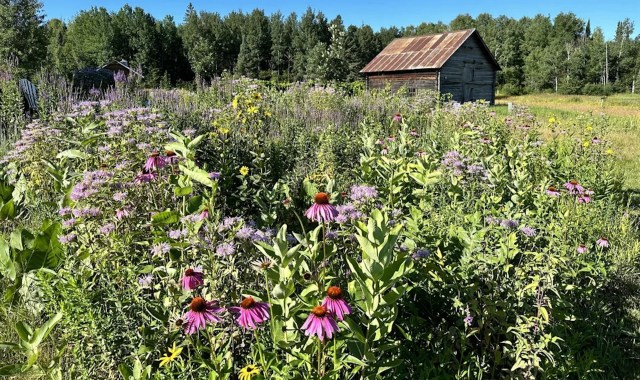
[439,34,497,104]
[366,71,438,93]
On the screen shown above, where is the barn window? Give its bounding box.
[408,88,416,96]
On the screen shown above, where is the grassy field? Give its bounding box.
[496,93,640,192]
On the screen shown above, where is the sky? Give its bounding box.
[42,0,638,40]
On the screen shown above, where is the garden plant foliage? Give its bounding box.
[0,79,639,379]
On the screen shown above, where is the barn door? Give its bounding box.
[463,63,475,102]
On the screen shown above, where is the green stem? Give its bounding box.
[263,271,277,342]
[254,329,267,373]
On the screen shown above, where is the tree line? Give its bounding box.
[2,0,640,94]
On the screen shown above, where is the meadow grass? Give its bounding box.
[495,94,640,192]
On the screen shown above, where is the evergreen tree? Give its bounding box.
[236,9,271,78]
[45,18,66,73]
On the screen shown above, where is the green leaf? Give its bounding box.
[15,322,32,342]
[118,364,133,380]
[0,364,24,376]
[173,186,193,197]
[179,165,215,188]
[151,211,180,225]
[56,149,89,160]
[30,312,62,347]
[187,134,205,148]
[0,238,16,281]
[0,199,15,219]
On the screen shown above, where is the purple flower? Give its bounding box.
[228,297,271,330]
[500,219,519,229]
[564,180,584,195]
[134,169,157,184]
[151,242,171,256]
[215,243,236,257]
[182,297,224,335]
[412,248,431,259]
[464,307,473,327]
[596,237,609,248]
[62,218,76,228]
[59,234,77,244]
[218,217,242,232]
[325,230,338,240]
[392,113,402,122]
[546,186,560,197]
[181,267,204,290]
[322,286,352,322]
[578,195,592,204]
[168,229,187,240]
[235,226,255,240]
[58,207,72,216]
[349,185,378,204]
[577,244,588,254]
[520,226,537,237]
[138,274,153,288]
[304,193,338,223]
[301,306,339,341]
[113,191,127,202]
[99,223,115,234]
[144,152,166,172]
[209,172,221,180]
[115,208,130,220]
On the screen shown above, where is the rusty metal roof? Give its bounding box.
[360,29,499,73]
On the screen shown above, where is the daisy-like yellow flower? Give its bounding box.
[247,106,259,115]
[586,125,593,132]
[232,97,239,109]
[582,141,590,148]
[264,111,271,117]
[239,166,250,176]
[218,127,230,134]
[548,117,556,124]
[158,342,183,367]
[606,148,614,155]
[239,364,260,380]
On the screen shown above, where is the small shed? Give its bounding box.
[101,59,144,79]
[360,29,500,104]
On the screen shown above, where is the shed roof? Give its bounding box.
[360,29,500,74]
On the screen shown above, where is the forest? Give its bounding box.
[1,0,640,94]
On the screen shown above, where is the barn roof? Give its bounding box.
[101,59,144,78]
[360,29,500,74]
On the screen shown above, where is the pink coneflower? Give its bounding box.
[304,192,338,223]
[578,195,592,203]
[480,137,492,144]
[301,305,339,341]
[410,130,418,137]
[164,150,180,164]
[577,244,588,254]
[392,113,402,122]
[228,297,270,329]
[546,186,560,197]
[116,207,130,220]
[182,297,224,335]
[134,168,157,184]
[199,207,209,221]
[596,237,609,248]
[181,267,204,290]
[322,286,352,322]
[591,137,602,144]
[144,151,165,172]
[564,180,584,195]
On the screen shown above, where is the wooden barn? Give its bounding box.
[360,29,500,104]
[101,59,144,79]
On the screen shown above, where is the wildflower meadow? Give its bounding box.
[1,78,639,379]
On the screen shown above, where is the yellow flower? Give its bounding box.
[247,106,259,115]
[239,166,249,176]
[252,92,262,100]
[582,141,590,148]
[548,117,556,124]
[264,111,271,117]
[158,342,182,367]
[606,148,614,155]
[586,125,593,132]
[232,97,239,109]
[218,127,230,134]
[239,364,260,380]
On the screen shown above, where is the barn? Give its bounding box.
[101,59,144,80]
[360,29,500,104]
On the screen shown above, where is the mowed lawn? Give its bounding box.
[495,93,640,192]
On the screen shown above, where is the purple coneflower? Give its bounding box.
[596,237,609,248]
[116,208,130,220]
[578,195,592,203]
[181,267,204,290]
[164,150,180,165]
[199,207,209,221]
[564,180,584,195]
[322,286,352,322]
[577,244,588,254]
[301,305,339,341]
[135,169,157,184]
[546,186,560,197]
[228,297,270,329]
[144,151,166,172]
[591,137,602,144]
[304,193,338,223]
[182,297,224,335]
[392,113,402,122]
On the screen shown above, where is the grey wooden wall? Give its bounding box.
[439,34,497,104]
